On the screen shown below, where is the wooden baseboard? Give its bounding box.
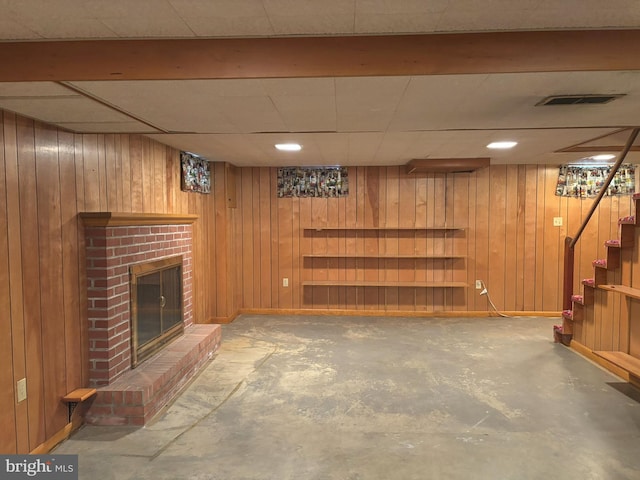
[199,311,240,324]
[29,414,83,454]
[237,308,561,318]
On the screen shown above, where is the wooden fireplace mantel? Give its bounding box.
[79,212,198,227]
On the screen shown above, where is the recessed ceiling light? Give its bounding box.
[487,141,518,149]
[590,154,616,161]
[275,143,302,151]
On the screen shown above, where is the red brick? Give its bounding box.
[113,405,144,417]
[111,391,124,405]
[91,340,110,349]
[95,313,117,327]
[85,405,114,416]
[106,237,120,247]
[107,257,121,268]
[90,350,112,360]
[89,330,108,341]
[87,415,128,426]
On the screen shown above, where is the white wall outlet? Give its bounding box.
[283,278,289,287]
[17,378,27,403]
[553,217,563,227]
[475,280,482,290]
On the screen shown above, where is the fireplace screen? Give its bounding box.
[130,256,184,367]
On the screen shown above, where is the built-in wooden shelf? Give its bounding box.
[303,254,465,259]
[594,351,640,378]
[599,284,640,300]
[304,226,464,231]
[302,281,467,288]
[80,212,198,226]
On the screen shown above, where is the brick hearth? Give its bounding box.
[79,212,221,426]
[86,324,221,426]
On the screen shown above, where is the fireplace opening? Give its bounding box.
[130,255,184,367]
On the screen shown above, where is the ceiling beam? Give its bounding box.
[1,30,640,82]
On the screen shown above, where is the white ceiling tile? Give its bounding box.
[436,8,537,32]
[180,16,274,36]
[18,18,118,39]
[345,133,385,165]
[0,18,40,40]
[355,14,440,33]
[100,16,194,38]
[267,14,354,35]
[356,0,450,15]
[336,77,409,132]
[169,0,267,17]
[0,96,133,124]
[260,78,335,97]
[0,82,79,97]
[271,95,336,132]
[215,96,288,133]
[70,80,274,133]
[264,0,355,34]
[57,121,158,133]
[263,0,355,16]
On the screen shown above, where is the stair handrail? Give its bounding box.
[563,127,640,311]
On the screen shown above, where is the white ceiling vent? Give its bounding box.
[536,94,625,106]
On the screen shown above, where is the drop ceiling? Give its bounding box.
[0,0,639,167]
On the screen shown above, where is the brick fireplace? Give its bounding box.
[79,212,221,425]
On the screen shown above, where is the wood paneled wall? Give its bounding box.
[0,107,634,454]
[0,111,237,454]
[233,166,634,313]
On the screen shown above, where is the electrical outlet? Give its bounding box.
[283,278,289,287]
[475,280,482,290]
[17,378,27,403]
[553,217,563,227]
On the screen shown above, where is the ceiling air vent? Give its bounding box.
[536,94,625,106]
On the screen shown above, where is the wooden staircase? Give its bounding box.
[563,193,640,388]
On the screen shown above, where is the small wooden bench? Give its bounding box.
[62,388,97,421]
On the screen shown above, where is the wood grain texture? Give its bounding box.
[231,165,630,316]
[0,111,228,453]
[2,108,637,453]
[4,31,640,82]
[0,112,18,454]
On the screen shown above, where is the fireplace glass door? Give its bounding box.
[130,256,183,367]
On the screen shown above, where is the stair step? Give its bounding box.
[633,192,640,200]
[571,294,584,304]
[592,259,608,268]
[618,215,636,225]
[605,239,621,247]
[562,309,573,321]
[582,278,595,287]
[620,223,636,247]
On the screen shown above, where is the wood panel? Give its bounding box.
[488,166,507,311]
[3,112,29,453]
[0,112,18,454]
[3,106,636,453]
[17,116,47,450]
[35,123,68,438]
[0,111,226,454]
[233,164,633,318]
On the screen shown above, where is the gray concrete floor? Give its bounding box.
[55,315,640,479]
